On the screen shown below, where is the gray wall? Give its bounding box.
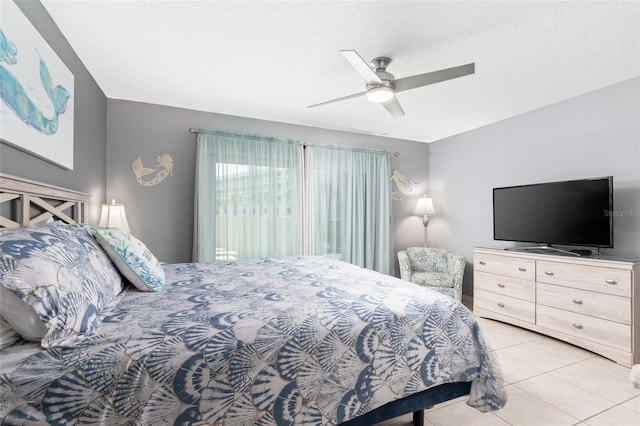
[427,77,640,298]
[0,1,108,224]
[106,100,429,265]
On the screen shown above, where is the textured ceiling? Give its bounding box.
[40,1,640,143]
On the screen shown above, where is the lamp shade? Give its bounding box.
[99,200,130,232]
[413,196,436,216]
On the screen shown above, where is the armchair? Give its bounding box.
[397,247,466,301]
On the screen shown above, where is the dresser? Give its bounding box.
[473,247,640,367]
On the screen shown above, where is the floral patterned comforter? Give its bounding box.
[0,256,506,425]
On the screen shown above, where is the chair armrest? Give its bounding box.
[447,253,467,301]
[397,250,412,281]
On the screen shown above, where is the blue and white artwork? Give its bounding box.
[0,0,74,170]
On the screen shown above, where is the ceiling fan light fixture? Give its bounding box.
[308,50,475,118]
[366,86,394,103]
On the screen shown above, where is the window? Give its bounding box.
[195,133,302,261]
[195,132,391,274]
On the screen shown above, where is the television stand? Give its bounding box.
[473,247,640,367]
[505,245,581,257]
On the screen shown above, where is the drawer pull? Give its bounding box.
[605,279,617,285]
[572,323,583,330]
[479,261,486,265]
[518,267,527,272]
[497,302,505,308]
[544,271,554,276]
[572,298,583,305]
[497,283,505,288]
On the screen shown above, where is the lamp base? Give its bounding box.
[422,215,430,247]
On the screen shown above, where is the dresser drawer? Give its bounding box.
[475,253,535,281]
[537,283,630,325]
[537,261,631,297]
[474,289,535,323]
[537,305,630,352]
[475,271,535,302]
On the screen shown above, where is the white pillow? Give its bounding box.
[0,314,22,350]
[95,229,165,292]
[0,285,47,341]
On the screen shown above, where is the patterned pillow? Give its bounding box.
[406,247,449,273]
[0,224,123,348]
[95,229,164,292]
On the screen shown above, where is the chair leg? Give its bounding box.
[412,409,425,426]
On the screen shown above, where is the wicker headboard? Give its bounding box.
[0,173,90,229]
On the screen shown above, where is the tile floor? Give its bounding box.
[378,314,640,426]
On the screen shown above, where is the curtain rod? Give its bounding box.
[188,128,399,157]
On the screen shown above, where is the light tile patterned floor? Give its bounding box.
[377,315,640,426]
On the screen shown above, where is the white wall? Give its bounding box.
[427,77,640,297]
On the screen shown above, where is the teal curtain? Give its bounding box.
[194,132,303,262]
[308,146,392,274]
[195,131,392,274]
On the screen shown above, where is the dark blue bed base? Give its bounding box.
[340,381,472,426]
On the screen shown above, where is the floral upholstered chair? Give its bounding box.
[397,247,466,301]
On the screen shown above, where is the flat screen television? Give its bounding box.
[493,176,613,249]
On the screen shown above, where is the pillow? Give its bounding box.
[0,285,47,340]
[0,224,123,347]
[0,315,22,350]
[407,247,448,273]
[95,229,164,292]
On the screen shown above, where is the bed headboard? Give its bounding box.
[0,173,90,229]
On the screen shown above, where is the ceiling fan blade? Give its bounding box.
[340,50,383,85]
[307,91,366,108]
[394,63,475,93]
[381,95,405,118]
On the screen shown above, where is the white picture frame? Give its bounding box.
[0,0,74,170]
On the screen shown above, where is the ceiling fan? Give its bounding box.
[308,50,475,118]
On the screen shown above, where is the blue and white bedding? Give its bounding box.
[0,255,506,425]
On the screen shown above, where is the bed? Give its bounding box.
[0,173,506,425]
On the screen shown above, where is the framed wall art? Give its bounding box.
[0,0,74,170]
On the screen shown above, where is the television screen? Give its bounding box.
[493,177,613,248]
